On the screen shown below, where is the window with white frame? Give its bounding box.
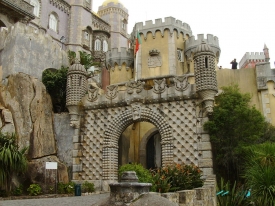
[84,31,89,40]
[177,49,183,62]
[95,39,101,51]
[49,13,58,32]
[103,40,108,52]
[30,0,40,17]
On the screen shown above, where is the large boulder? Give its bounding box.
[0,73,56,158]
[0,73,69,187]
[27,156,69,185]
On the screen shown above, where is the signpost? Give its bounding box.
[45,162,58,194]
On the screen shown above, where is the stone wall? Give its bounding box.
[0,22,68,80]
[54,113,74,172]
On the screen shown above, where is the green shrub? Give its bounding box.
[57,182,75,194]
[82,181,95,193]
[151,163,204,193]
[119,163,154,184]
[12,185,23,196]
[66,182,75,194]
[27,184,42,196]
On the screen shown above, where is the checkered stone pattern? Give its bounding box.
[79,100,201,181]
[158,100,199,165]
[81,107,127,180]
[81,109,107,180]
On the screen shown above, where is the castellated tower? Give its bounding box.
[134,17,192,80]
[66,63,88,127]
[97,0,134,85]
[194,41,218,115]
[97,0,129,49]
[105,48,134,84]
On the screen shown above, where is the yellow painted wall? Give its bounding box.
[175,31,185,75]
[216,68,262,112]
[120,122,155,165]
[140,31,170,78]
[265,82,275,125]
[110,63,133,84]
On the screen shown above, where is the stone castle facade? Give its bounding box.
[1,0,275,198]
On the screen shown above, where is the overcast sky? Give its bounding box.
[93,0,275,69]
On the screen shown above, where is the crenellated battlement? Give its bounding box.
[184,34,220,58]
[134,17,192,39]
[106,47,134,67]
[239,52,265,68]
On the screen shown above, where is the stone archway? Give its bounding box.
[102,106,173,180]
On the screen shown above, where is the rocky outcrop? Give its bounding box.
[0,73,69,185]
[27,156,69,184]
[0,73,56,158]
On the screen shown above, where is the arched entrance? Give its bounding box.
[102,105,173,181]
[118,123,162,169]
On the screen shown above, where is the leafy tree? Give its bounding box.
[42,66,68,113]
[0,133,28,193]
[68,50,100,72]
[243,143,275,205]
[204,85,266,182]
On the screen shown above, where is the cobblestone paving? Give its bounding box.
[0,193,109,206]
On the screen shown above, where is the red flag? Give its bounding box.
[135,30,142,55]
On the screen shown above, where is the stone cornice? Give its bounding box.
[49,0,71,14]
[92,12,110,32]
[83,75,197,109]
[0,0,35,20]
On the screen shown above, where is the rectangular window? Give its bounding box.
[177,49,183,62]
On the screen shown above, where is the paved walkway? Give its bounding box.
[0,193,109,206]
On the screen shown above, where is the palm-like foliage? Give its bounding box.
[0,133,28,192]
[243,143,275,205]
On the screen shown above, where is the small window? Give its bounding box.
[49,13,58,32]
[205,57,208,68]
[84,31,89,40]
[103,40,108,52]
[94,39,101,51]
[30,0,40,17]
[177,49,183,62]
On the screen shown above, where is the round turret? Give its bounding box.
[66,63,88,106]
[194,41,217,115]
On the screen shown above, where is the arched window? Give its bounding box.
[103,40,108,52]
[49,13,58,32]
[94,39,101,51]
[30,0,40,17]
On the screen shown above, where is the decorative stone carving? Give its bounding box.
[148,49,162,68]
[194,41,218,116]
[126,81,144,94]
[174,76,189,91]
[132,106,141,120]
[106,85,118,100]
[87,87,99,102]
[153,78,166,94]
[49,0,70,14]
[70,120,80,129]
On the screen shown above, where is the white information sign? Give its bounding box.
[46,162,58,169]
